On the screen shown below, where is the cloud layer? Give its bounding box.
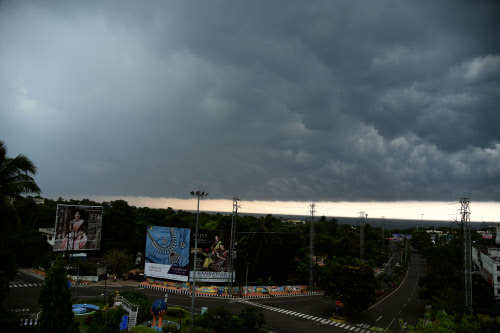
[1,1,499,201]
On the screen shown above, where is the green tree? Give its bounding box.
[103,249,133,278]
[193,307,243,333]
[0,141,41,329]
[38,258,79,333]
[318,257,377,315]
[0,140,40,206]
[86,308,126,333]
[239,306,265,333]
[119,291,152,324]
[407,311,481,333]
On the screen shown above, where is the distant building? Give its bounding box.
[33,197,45,205]
[27,196,45,205]
[425,230,448,244]
[478,230,494,240]
[281,218,305,225]
[391,234,412,241]
[39,227,55,247]
[472,247,500,299]
[312,255,326,266]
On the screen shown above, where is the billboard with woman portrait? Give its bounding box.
[53,205,103,252]
[190,230,235,283]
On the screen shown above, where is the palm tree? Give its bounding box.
[0,142,41,325]
[0,140,40,206]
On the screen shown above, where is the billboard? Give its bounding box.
[53,205,103,252]
[190,231,235,283]
[145,226,191,282]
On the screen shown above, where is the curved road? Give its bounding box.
[5,251,425,332]
[354,250,426,332]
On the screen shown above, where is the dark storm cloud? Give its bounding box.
[1,0,499,201]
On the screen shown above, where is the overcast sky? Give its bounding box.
[1,1,500,203]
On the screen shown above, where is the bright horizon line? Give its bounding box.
[58,195,500,223]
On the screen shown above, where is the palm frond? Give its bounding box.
[0,142,41,199]
[2,174,41,195]
[10,154,38,174]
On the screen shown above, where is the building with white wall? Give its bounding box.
[38,227,55,247]
[472,247,500,299]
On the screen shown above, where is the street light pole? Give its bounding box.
[190,190,207,325]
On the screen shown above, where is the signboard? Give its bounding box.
[190,231,235,283]
[145,226,191,282]
[53,205,103,252]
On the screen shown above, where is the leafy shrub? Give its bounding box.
[120,291,153,324]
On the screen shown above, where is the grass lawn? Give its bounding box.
[129,327,158,333]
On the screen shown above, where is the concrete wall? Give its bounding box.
[472,247,500,299]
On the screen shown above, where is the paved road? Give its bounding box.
[4,276,348,332]
[4,251,425,333]
[84,287,350,332]
[353,250,426,332]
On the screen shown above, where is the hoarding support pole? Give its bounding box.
[190,190,207,326]
[230,197,239,289]
[245,262,249,297]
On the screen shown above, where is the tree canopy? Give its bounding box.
[38,258,79,333]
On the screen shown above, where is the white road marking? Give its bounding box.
[375,315,383,322]
[237,299,376,331]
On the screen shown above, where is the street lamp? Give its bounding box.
[190,190,208,324]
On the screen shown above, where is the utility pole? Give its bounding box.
[229,197,239,290]
[245,262,249,297]
[189,190,208,324]
[309,203,315,290]
[360,211,367,261]
[381,216,385,241]
[460,198,472,313]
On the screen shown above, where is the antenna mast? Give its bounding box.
[460,198,472,312]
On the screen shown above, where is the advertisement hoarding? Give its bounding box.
[53,205,103,252]
[145,226,191,282]
[190,231,235,283]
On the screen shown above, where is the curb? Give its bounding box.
[367,263,410,311]
[70,281,90,287]
[139,283,323,299]
[18,269,45,281]
[238,299,381,333]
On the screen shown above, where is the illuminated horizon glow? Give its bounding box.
[82,196,500,223]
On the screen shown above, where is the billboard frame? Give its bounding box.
[144,225,191,282]
[189,230,235,283]
[53,204,103,252]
